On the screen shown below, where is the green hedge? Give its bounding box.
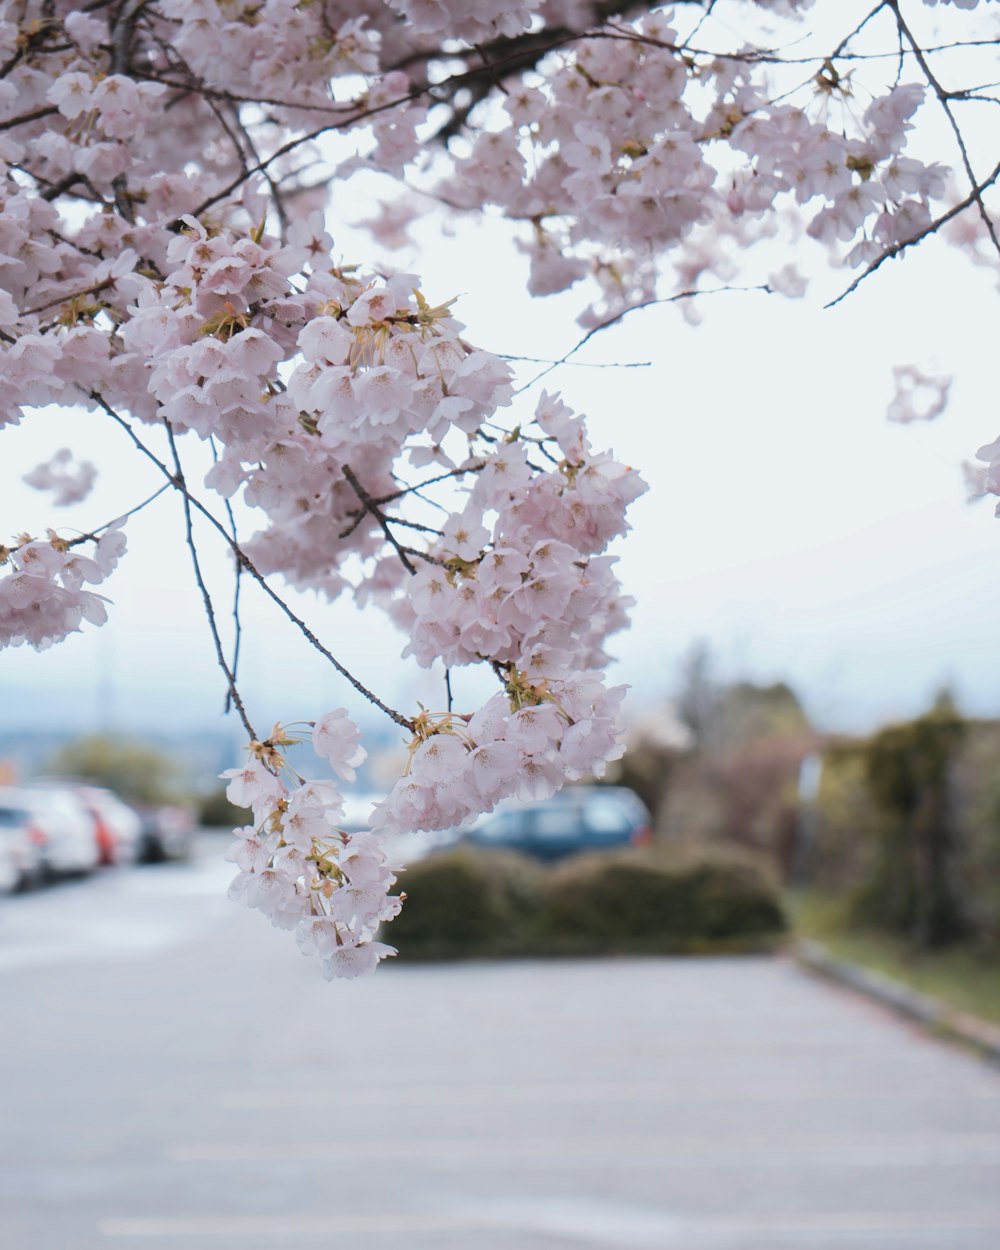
[390,841,786,960]
[196,787,252,829]
[390,846,544,959]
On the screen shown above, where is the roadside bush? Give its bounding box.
[390,841,786,960]
[197,786,251,829]
[541,843,787,954]
[390,846,544,959]
[809,703,1000,953]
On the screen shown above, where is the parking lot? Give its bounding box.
[1,835,999,1249]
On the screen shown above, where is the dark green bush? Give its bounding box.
[540,844,786,954]
[197,786,251,829]
[810,698,973,950]
[390,841,785,959]
[390,845,544,959]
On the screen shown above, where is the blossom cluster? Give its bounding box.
[0,523,126,651]
[373,671,626,837]
[222,711,400,980]
[395,396,645,676]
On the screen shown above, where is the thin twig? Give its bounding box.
[825,157,1000,309]
[887,0,1000,259]
[163,418,257,741]
[0,105,58,132]
[343,465,417,575]
[371,463,484,507]
[109,0,148,225]
[7,483,171,554]
[209,436,245,717]
[497,352,651,369]
[515,284,773,394]
[91,391,415,732]
[22,278,113,319]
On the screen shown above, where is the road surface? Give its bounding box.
[1,836,999,1249]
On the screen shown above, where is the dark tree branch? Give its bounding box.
[209,436,245,719]
[887,0,1000,260]
[825,156,1000,309]
[163,418,257,741]
[90,392,415,732]
[343,465,417,575]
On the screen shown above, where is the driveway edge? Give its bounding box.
[793,939,1000,1068]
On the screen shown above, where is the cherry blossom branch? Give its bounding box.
[92,393,416,732]
[371,463,486,507]
[887,0,1000,260]
[110,0,148,225]
[825,156,1000,309]
[603,21,996,68]
[6,484,171,555]
[22,278,114,319]
[209,438,246,720]
[497,352,651,370]
[0,105,58,133]
[342,465,417,575]
[163,417,258,742]
[185,25,656,220]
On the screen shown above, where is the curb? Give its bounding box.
[793,939,1000,1069]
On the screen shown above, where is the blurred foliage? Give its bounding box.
[389,841,785,960]
[675,640,810,753]
[48,733,179,805]
[676,638,717,750]
[622,651,1000,971]
[952,720,1000,948]
[623,656,816,876]
[810,694,1000,952]
[613,739,676,827]
[197,786,251,829]
[714,680,811,751]
[853,694,967,947]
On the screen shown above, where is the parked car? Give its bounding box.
[466,786,652,861]
[76,786,143,865]
[136,804,195,863]
[0,795,45,892]
[3,785,100,877]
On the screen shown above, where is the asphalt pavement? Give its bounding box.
[1,835,999,1250]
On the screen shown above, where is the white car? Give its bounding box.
[2,787,100,877]
[0,796,44,892]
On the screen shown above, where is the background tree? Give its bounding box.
[49,733,180,805]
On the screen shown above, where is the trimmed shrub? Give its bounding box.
[390,841,785,960]
[390,845,544,959]
[197,786,251,829]
[540,843,786,954]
